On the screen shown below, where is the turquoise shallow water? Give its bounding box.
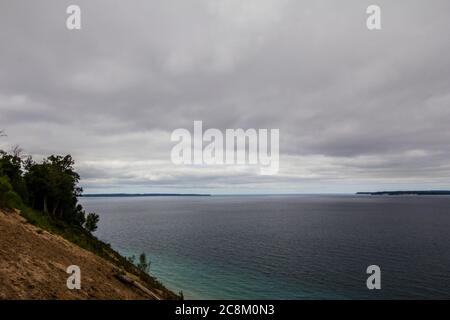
[80,195,450,299]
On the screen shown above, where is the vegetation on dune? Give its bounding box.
[0,135,180,299]
[0,176,22,209]
[0,149,92,230]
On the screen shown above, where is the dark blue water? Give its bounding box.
[79,195,450,299]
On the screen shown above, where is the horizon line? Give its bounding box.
[80,190,450,197]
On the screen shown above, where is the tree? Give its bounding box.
[0,176,22,209]
[24,155,86,225]
[137,253,151,273]
[10,145,23,158]
[1,150,99,229]
[0,150,28,202]
[84,212,99,233]
[23,159,52,212]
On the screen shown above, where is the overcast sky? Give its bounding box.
[1,0,450,194]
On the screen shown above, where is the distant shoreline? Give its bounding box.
[356,191,450,196]
[81,193,211,198]
[82,191,450,197]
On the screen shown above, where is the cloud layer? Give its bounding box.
[1,0,450,193]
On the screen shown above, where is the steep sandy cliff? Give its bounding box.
[0,209,163,300]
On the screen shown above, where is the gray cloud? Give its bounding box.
[1,0,450,193]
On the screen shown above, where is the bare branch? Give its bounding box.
[10,144,24,158]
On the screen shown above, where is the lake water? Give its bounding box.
[79,195,450,299]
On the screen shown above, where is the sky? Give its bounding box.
[1,0,450,194]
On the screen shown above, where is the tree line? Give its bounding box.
[0,145,99,233]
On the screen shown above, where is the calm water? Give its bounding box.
[79,195,450,299]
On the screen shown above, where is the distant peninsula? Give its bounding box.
[356,191,450,196]
[81,193,211,197]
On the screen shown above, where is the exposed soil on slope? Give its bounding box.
[0,209,161,299]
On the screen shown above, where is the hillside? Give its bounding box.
[0,209,172,299]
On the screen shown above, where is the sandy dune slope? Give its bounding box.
[0,210,160,300]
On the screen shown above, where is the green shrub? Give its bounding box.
[137,253,151,273]
[84,212,100,232]
[0,176,23,209]
[0,176,11,206]
[5,190,23,208]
